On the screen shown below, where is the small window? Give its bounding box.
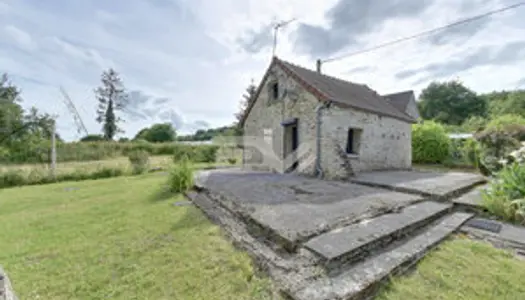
[271,82,279,100]
[346,128,362,155]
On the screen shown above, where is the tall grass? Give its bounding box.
[0,141,220,164]
[167,157,194,193]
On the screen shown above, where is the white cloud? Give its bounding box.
[0,0,524,141]
[3,24,36,51]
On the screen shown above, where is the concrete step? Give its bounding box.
[303,201,452,269]
[292,212,474,300]
[349,170,487,200]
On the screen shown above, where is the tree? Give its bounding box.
[94,68,128,140]
[144,123,176,143]
[487,90,525,117]
[235,80,257,126]
[0,74,24,145]
[133,123,176,143]
[418,80,487,125]
[80,134,105,142]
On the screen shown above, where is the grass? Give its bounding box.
[413,163,479,173]
[0,174,274,300]
[2,173,525,300]
[1,155,239,176]
[0,156,173,176]
[377,236,525,300]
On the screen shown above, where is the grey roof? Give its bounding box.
[278,59,416,123]
[382,90,415,113]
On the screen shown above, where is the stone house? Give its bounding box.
[239,57,417,179]
[382,90,421,121]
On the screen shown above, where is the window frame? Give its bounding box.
[346,127,362,155]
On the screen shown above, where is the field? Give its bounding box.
[0,155,237,175]
[0,155,173,175]
[1,174,525,299]
[0,174,274,300]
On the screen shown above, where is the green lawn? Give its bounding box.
[0,174,274,300]
[1,175,524,300]
[377,236,525,300]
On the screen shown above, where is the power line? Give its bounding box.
[322,1,525,64]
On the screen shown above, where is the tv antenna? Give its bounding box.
[59,86,89,137]
[272,18,296,57]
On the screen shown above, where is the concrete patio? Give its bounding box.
[189,168,490,300]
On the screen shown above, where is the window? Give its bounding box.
[271,82,279,100]
[346,128,362,155]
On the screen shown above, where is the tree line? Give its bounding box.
[417,80,525,129]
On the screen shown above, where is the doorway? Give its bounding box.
[283,121,299,173]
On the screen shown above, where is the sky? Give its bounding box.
[1,0,524,141]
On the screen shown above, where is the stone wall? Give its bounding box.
[320,106,412,179]
[243,62,412,179]
[243,63,318,176]
[0,266,18,300]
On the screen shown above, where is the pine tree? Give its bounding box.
[94,68,128,140]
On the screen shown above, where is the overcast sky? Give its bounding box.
[1,0,524,141]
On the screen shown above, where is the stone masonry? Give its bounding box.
[243,61,412,180]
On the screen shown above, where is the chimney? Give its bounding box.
[316,59,322,73]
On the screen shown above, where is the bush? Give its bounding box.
[172,144,219,163]
[0,169,27,188]
[128,150,150,174]
[486,114,525,129]
[167,158,194,193]
[90,167,124,179]
[193,145,219,163]
[412,121,451,164]
[227,158,237,165]
[461,138,481,167]
[474,119,525,175]
[483,162,525,224]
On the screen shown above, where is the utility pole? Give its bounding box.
[272,18,296,57]
[50,119,57,179]
[316,59,322,73]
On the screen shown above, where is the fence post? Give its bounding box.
[50,120,57,179]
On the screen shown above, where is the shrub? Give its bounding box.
[461,116,488,132]
[0,169,27,188]
[483,162,525,224]
[486,114,525,129]
[461,138,481,167]
[172,144,219,163]
[167,158,194,193]
[227,158,237,165]
[474,118,525,175]
[90,167,124,180]
[193,145,219,163]
[412,121,451,164]
[173,145,195,162]
[128,150,150,174]
[27,168,51,185]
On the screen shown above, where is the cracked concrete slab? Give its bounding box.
[349,170,487,198]
[195,169,423,245]
[304,201,452,262]
[453,184,489,209]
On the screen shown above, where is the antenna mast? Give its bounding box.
[59,86,89,137]
[272,18,296,57]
